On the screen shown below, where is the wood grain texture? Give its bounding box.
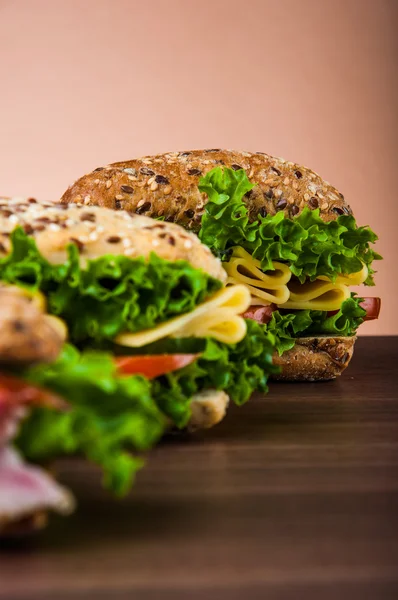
[1,337,397,600]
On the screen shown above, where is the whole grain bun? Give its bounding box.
[0,197,226,282]
[61,149,352,228]
[271,336,356,381]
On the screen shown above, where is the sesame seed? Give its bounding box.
[9,215,19,224]
[184,240,193,249]
[163,185,172,195]
[127,175,137,181]
[283,177,290,185]
[84,195,91,205]
[89,232,98,241]
[94,179,100,185]
[49,223,61,232]
[122,238,131,248]
[147,177,155,185]
[96,225,105,233]
[106,180,112,189]
[115,194,124,201]
[124,248,136,256]
[152,239,160,247]
[137,199,145,208]
[150,181,158,191]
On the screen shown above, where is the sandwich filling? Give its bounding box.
[197,167,381,354]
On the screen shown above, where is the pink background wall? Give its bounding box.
[0,0,396,334]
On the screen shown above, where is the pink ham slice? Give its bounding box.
[0,446,74,530]
[0,373,74,532]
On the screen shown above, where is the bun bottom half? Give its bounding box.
[271,336,356,382]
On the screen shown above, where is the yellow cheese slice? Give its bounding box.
[115,284,251,348]
[318,263,368,286]
[283,280,351,311]
[222,246,366,311]
[223,247,291,306]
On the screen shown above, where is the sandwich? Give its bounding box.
[61,149,381,380]
[0,285,74,534]
[0,198,276,443]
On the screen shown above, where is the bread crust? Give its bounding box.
[271,336,356,381]
[0,197,226,282]
[61,149,352,228]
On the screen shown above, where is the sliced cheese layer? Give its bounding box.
[223,247,291,306]
[222,246,365,311]
[283,280,351,311]
[115,284,251,348]
[318,263,368,286]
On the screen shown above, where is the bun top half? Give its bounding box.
[61,149,352,229]
[0,197,226,282]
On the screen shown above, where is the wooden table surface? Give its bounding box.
[1,336,397,600]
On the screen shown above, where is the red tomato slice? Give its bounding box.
[114,354,199,379]
[242,304,276,324]
[0,373,65,409]
[359,297,381,321]
[327,297,381,321]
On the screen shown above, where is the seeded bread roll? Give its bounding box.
[272,336,356,381]
[61,149,352,228]
[0,197,226,282]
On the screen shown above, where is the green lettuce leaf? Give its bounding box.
[199,167,381,283]
[17,344,165,496]
[267,295,366,356]
[115,320,279,427]
[0,228,221,344]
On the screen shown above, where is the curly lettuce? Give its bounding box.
[199,167,381,284]
[17,345,165,496]
[267,295,366,356]
[0,228,221,344]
